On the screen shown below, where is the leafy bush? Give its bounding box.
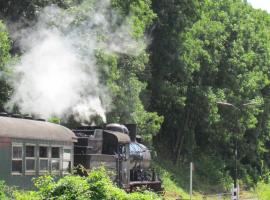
[12,167,161,200]
[33,175,55,199]
[13,191,40,200]
[195,154,233,191]
[0,181,9,200]
[255,181,270,200]
[33,175,91,200]
[86,167,161,200]
[86,168,110,200]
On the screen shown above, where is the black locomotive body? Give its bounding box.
[73,123,162,192]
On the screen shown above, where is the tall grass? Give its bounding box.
[255,181,270,200]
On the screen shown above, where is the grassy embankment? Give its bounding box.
[155,158,269,200]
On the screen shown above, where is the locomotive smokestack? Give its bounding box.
[125,124,137,142]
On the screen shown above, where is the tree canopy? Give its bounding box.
[0,21,11,111]
[151,0,270,188]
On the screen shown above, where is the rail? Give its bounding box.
[202,193,231,200]
[172,193,258,200]
[202,194,259,200]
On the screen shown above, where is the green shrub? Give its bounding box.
[194,154,233,192]
[33,175,91,200]
[13,191,40,200]
[51,176,91,200]
[8,167,161,200]
[256,181,270,200]
[86,167,110,200]
[87,167,161,200]
[0,181,9,200]
[12,167,160,200]
[33,175,54,199]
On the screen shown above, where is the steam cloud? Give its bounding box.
[5,0,145,122]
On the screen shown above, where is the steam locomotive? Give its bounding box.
[0,113,161,191]
[73,123,162,192]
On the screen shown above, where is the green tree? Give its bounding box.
[149,0,200,160]
[151,0,270,188]
[99,0,164,141]
[181,0,270,185]
[0,0,75,21]
[0,21,11,111]
[0,0,163,141]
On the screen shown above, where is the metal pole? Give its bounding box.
[235,111,239,200]
[237,183,240,200]
[217,101,239,195]
[234,139,238,189]
[190,162,193,200]
[217,101,260,200]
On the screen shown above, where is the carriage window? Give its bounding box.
[26,159,35,171]
[51,147,60,172]
[51,160,60,171]
[39,146,49,173]
[52,147,60,158]
[13,146,22,158]
[26,145,35,172]
[26,146,35,157]
[63,149,71,160]
[40,160,49,171]
[12,160,23,173]
[39,146,48,158]
[12,145,23,174]
[63,149,71,173]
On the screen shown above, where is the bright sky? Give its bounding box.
[247,0,270,13]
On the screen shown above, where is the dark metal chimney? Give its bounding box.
[125,124,137,142]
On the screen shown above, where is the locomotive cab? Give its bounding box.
[102,129,131,188]
[73,127,131,188]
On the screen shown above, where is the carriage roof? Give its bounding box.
[0,116,77,142]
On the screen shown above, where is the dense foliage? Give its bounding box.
[0,0,74,21]
[0,0,164,142]
[0,21,11,111]
[3,168,160,200]
[104,0,164,141]
[151,0,270,189]
[0,181,9,200]
[256,181,270,200]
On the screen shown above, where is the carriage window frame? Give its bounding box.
[12,143,23,175]
[25,144,36,175]
[10,142,73,176]
[51,146,61,174]
[39,145,49,174]
[63,148,71,174]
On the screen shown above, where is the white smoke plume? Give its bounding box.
[5,0,145,122]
